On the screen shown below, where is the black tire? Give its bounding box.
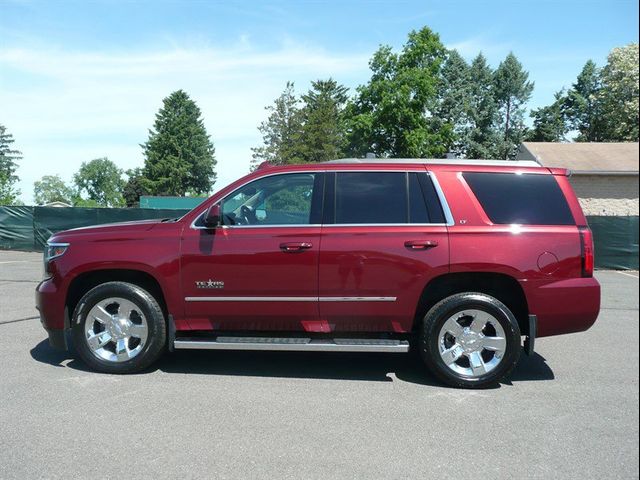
[419,292,521,389]
[71,281,166,374]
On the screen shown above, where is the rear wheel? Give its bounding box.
[419,292,521,388]
[71,281,166,373]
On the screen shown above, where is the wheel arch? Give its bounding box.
[414,272,530,335]
[66,269,169,322]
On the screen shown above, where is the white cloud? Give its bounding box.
[0,40,370,203]
[445,36,512,63]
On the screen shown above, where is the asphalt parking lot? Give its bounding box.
[0,250,638,479]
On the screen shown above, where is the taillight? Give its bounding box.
[579,227,594,277]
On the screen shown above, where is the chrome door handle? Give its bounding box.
[404,240,438,250]
[280,242,313,252]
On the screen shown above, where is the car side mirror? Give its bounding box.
[203,204,222,229]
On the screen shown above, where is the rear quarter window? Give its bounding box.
[463,172,575,225]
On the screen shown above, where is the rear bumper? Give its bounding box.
[36,278,69,350]
[525,277,601,337]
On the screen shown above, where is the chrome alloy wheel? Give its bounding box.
[438,309,507,377]
[84,297,149,363]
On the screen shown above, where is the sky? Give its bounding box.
[1,0,638,204]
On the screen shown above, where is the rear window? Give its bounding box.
[463,172,574,225]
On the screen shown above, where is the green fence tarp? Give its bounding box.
[587,216,639,270]
[1,207,638,269]
[0,206,35,251]
[0,206,189,251]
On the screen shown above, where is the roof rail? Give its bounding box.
[321,158,542,167]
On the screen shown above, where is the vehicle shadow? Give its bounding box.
[30,338,92,372]
[31,338,555,387]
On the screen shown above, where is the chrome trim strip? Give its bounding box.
[174,338,410,353]
[185,296,317,302]
[194,222,449,230]
[427,172,455,226]
[320,223,449,228]
[47,242,70,247]
[185,296,397,302]
[318,296,397,302]
[222,224,321,230]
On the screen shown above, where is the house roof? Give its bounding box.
[518,142,639,174]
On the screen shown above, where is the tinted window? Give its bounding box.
[409,173,429,223]
[418,172,446,224]
[335,172,407,224]
[463,173,574,225]
[221,173,316,225]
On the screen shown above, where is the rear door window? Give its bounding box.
[463,172,574,225]
[329,171,445,224]
[335,172,406,224]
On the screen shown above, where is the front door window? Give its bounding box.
[221,173,316,226]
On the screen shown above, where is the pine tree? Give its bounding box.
[493,53,534,159]
[251,82,304,169]
[298,79,349,163]
[528,90,569,142]
[123,168,149,207]
[465,54,500,159]
[565,60,604,142]
[0,124,22,205]
[436,50,471,156]
[142,90,216,196]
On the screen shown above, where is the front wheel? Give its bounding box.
[71,281,166,373]
[419,292,521,389]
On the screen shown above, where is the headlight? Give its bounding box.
[43,242,69,278]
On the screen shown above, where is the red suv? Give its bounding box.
[36,159,600,388]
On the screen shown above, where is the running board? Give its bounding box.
[173,336,410,353]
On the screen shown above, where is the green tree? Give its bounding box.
[565,60,604,142]
[465,53,500,159]
[251,82,303,168]
[0,124,22,205]
[143,90,216,195]
[298,79,349,163]
[528,90,569,142]
[599,43,639,141]
[73,157,125,207]
[33,175,74,205]
[436,50,471,156]
[493,53,534,159]
[346,27,452,158]
[122,168,149,207]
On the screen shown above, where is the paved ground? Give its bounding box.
[0,250,638,479]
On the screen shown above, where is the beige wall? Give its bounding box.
[570,175,639,216]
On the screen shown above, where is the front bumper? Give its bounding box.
[36,278,69,350]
